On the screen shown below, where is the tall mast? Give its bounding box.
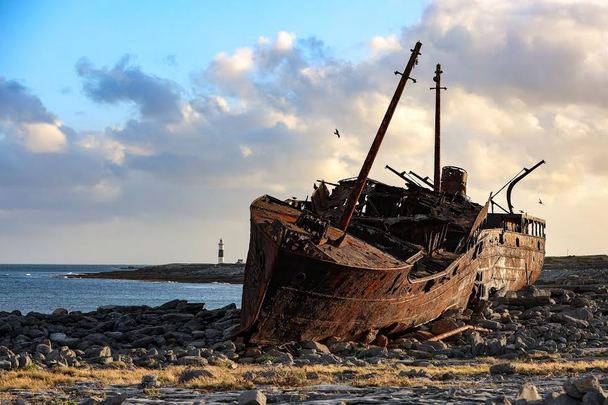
[338,41,422,231]
[430,64,447,192]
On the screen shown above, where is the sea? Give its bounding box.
[0,264,243,314]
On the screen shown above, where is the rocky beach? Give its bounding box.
[1,255,608,404]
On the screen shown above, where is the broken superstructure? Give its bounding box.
[238,41,546,344]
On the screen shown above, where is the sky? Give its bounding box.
[0,0,606,264]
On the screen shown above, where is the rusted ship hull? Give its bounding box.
[241,197,544,343]
[240,196,477,343]
[239,196,545,344]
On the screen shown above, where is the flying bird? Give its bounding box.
[538,198,544,205]
[334,128,340,138]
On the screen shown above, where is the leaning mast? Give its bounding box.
[338,41,422,231]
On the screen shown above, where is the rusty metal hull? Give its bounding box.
[242,226,476,344]
[239,195,546,344]
[472,229,545,297]
[240,197,461,343]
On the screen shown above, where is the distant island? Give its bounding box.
[67,262,244,284]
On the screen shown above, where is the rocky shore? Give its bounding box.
[2,255,608,403]
[67,263,245,284]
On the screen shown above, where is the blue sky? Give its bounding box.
[0,0,606,263]
[0,0,426,130]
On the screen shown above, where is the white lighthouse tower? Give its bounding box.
[218,238,224,264]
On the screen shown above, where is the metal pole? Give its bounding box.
[506,160,546,213]
[430,64,446,192]
[338,41,422,231]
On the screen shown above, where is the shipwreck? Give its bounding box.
[238,41,546,344]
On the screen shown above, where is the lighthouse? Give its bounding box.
[218,238,224,264]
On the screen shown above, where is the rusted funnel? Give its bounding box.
[440,166,467,196]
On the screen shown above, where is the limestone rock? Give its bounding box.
[238,390,266,405]
[301,340,330,353]
[140,374,159,388]
[52,308,68,316]
[176,356,208,366]
[178,368,214,383]
[515,383,541,402]
[489,363,516,375]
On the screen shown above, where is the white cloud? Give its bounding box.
[275,31,295,51]
[18,123,66,153]
[212,47,254,75]
[370,34,402,57]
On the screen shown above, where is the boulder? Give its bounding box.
[50,333,80,347]
[131,336,155,348]
[485,395,512,405]
[489,363,516,375]
[99,392,127,405]
[301,341,330,353]
[176,356,208,366]
[359,346,387,358]
[18,354,32,369]
[140,374,160,388]
[328,341,352,354]
[581,391,605,405]
[564,307,594,322]
[399,369,429,378]
[52,308,68,316]
[545,392,581,405]
[178,368,214,383]
[479,319,503,330]
[238,390,266,405]
[211,340,236,352]
[36,343,52,355]
[469,332,486,356]
[430,318,460,335]
[515,383,541,402]
[573,375,604,396]
[262,349,293,365]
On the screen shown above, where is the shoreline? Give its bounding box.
[66,262,245,284]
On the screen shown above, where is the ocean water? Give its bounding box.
[0,264,242,314]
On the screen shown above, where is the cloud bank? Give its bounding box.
[0,1,606,262]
